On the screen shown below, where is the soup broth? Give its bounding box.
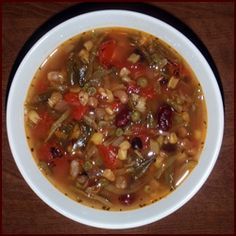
[25,28,207,211]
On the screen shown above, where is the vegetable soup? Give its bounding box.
[24,28,207,211]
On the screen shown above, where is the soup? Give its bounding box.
[24,28,207,211]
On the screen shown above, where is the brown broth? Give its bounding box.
[25,27,207,211]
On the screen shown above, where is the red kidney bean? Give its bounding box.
[115,106,131,127]
[119,193,136,205]
[157,105,173,131]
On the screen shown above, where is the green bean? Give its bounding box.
[137,77,148,88]
[45,109,70,142]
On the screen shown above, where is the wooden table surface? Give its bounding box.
[2,2,234,234]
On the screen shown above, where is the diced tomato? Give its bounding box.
[37,142,72,179]
[98,145,119,169]
[98,37,133,69]
[110,101,122,112]
[71,105,88,121]
[141,87,157,99]
[32,111,54,140]
[64,92,88,120]
[99,40,117,68]
[64,92,80,105]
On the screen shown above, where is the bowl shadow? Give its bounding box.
[5,2,224,110]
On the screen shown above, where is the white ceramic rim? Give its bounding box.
[6,10,224,229]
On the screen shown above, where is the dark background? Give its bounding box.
[2,2,234,234]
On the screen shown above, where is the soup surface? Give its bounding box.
[25,28,207,211]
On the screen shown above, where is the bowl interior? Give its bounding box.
[6,10,224,229]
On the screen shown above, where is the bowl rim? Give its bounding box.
[6,9,224,229]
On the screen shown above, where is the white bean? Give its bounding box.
[78,91,89,106]
[70,160,80,179]
[113,90,128,104]
[88,97,98,108]
[83,40,93,51]
[47,71,64,83]
[120,67,130,77]
[48,92,62,108]
[98,88,114,103]
[115,176,127,189]
[78,49,89,64]
[135,97,147,113]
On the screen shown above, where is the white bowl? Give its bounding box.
[6,10,224,229]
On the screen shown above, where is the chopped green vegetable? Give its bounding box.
[146,111,155,128]
[115,128,124,137]
[45,109,70,142]
[87,87,97,96]
[73,187,112,207]
[85,34,107,83]
[164,165,175,190]
[131,110,141,122]
[99,178,109,187]
[137,77,148,88]
[67,55,88,87]
[132,152,156,180]
[72,122,93,152]
[155,155,176,180]
[83,161,93,171]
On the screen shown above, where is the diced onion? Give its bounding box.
[127,53,140,64]
[167,76,179,89]
[28,110,41,124]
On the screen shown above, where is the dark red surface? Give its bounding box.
[2,2,234,234]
